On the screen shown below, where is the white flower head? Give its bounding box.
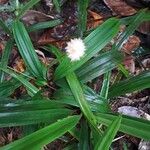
[66,38,86,61]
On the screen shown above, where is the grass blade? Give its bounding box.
[108,71,150,98]
[55,18,120,80]
[0,67,39,96]
[28,19,61,32]
[96,113,150,140]
[100,71,111,100]
[78,0,89,37]
[116,9,148,50]
[95,116,122,150]
[0,79,21,97]
[0,99,72,127]
[79,120,90,150]
[17,0,40,19]
[1,115,80,150]
[0,40,13,82]
[53,0,61,13]
[66,72,101,135]
[76,51,123,82]
[0,19,11,35]
[12,20,47,81]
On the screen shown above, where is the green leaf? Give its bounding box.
[54,85,109,112]
[12,20,47,81]
[0,40,13,82]
[79,120,90,150]
[0,19,11,35]
[108,71,150,98]
[55,18,120,80]
[1,115,80,150]
[116,9,148,50]
[66,73,96,122]
[0,79,21,98]
[100,71,111,100]
[17,0,40,19]
[66,72,101,135]
[53,0,61,13]
[96,113,150,140]
[78,0,89,37]
[95,116,121,150]
[28,19,61,32]
[0,67,39,96]
[76,51,123,83]
[0,99,72,127]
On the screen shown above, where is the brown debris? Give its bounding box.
[13,58,26,73]
[104,0,137,16]
[0,0,8,4]
[122,35,141,55]
[22,10,54,26]
[137,21,150,35]
[87,10,104,29]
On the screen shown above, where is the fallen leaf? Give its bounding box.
[22,10,54,26]
[122,35,141,54]
[137,21,150,35]
[123,56,135,73]
[104,0,137,16]
[0,0,8,4]
[87,10,104,29]
[13,58,26,73]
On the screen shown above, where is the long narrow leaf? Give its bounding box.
[28,19,61,32]
[108,71,150,98]
[0,67,39,96]
[100,71,111,100]
[78,0,89,36]
[17,0,40,19]
[0,79,21,97]
[12,20,47,81]
[76,51,123,82]
[1,115,80,150]
[0,99,72,127]
[96,113,150,140]
[95,116,121,150]
[0,40,13,82]
[116,9,148,50]
[55,18,120,80]
[53,0,61,13]
[0,19,11,35]
[79,120,90,150]
[66,72,101,135]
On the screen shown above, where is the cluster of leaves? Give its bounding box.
[0,0,150,149]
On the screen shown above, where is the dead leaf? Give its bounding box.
[122,35,141,54]
[87,10,104,29]
[0,42,4,55]
[0,0,8,4]
[137,21,150,35]
[104,0,137,16]
[123,56,135,73]
[13,58,26,73]
[22,10,54,26]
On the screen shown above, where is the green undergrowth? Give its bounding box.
[0,0,150,149]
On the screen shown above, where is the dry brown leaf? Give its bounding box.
[137,21,150,35]
[87,10,104,29]
[122,35,141,54]
[13,58,26,73]
[22,10,54,26]
[123,56,135,73]
[0,0,8,4]
[104,0,137,16]
[0,42,4,55]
